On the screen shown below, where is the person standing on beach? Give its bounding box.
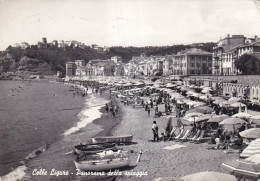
[105,104,109,114]
[152,121,159,142]
[147,106,150,117]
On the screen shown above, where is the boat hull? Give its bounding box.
[92,135,133,144]
[74,158,130,171]
[74,143,116,154]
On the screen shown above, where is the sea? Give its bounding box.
[0,80,109,181]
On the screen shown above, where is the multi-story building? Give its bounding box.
[75,60,85,68]
[66,61,76,76]
[171,48,212,76]
[212,35,246,75]
[163,55,173,76]
[111,56,122,63]
[237,38,260,59]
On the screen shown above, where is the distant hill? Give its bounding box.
[0,42,216,75]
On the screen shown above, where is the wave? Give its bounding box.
[1,143,49,181]
[1,165,27,181]
[64,94,109,136]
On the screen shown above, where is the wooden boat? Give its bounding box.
[74,157,130,171]
[74,150,142,171]
[92,135,133,144]
[74,143,116,154]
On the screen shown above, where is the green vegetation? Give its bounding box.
[235,54,260,75]
[0,42,216,74]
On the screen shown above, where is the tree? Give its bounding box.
[235,54,260,75]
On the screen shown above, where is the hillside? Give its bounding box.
[0,42,216,75]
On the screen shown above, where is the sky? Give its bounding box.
[0,0,260,50]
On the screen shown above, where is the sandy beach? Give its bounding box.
[112,97,239,180]
[1,81,258,181]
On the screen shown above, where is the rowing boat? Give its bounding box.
[74,143,116,154]
[92,135,133,144]
[74,157,130,171]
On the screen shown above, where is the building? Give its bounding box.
[237,38,260,59]
[214,35,260,75]
[66,61,76,76]
[111,56,122,63]
[163,55,173,76]
[212,35,246,75]
[75,60,85,67]
[171,48,212,76]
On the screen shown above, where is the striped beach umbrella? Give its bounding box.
[246,154,260,164]
[181,171,237,181]
[239,128,260,139]
[222,159,260,180]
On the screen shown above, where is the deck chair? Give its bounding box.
[173,128,185,140]
[167,127,178,141]
[194,130,205,143]
[188,130,201,141]
[179,130,191,142]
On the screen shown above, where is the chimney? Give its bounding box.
[227,34,230,38]
[255,35,258,40]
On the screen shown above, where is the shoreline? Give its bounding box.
[17,87,122,181]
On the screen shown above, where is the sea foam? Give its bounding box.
[64,94,109,136]
[1,165,27,181]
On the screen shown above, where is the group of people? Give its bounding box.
[105,103,120,118]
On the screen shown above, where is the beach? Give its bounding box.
[112,98,238,180]
[1,80,258,181]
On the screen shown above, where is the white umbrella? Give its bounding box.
[232,112,252,119]
[245,154,260,164]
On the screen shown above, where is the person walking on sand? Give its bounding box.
[147,106,151,117]
[152,121,159,142]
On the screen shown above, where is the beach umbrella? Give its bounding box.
[193,102,206,108]
[239,128,260,139]
[250,119,260,125]
[246,154,260,164]
[232,112,252,119]
[211,96,223,100]
[252,115,260,120]
[191,93,203,98]
[154,177,183,181]
[240,140,260,158]
[181,171,237,181]
[186,91,195,95]
[184,112,204,119]
[197,106,214,114]
[213,99,226,105]
[164,116,191,125]
[230,102,247,108]
[220,118,245,125]
[222,159,260,180]
[195,115,213,122]
[229,97,241,102]
[201,89,212,94]
[207,115,230,123]
[185,109,206,115]
[220,101,237,107]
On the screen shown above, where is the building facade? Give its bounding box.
[66,61,76,76]
[171,48,212,76]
